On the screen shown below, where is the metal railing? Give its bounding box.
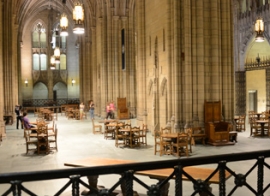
[22,98,80,107]
[0,150,270,196]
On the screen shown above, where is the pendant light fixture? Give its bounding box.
[60,0,68,36]
[54,47,60,63]
[50,55,56,70]
[255,18,264,42]
[73,1,85,34]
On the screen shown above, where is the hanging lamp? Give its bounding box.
[73,1,85,34]
[255,18,264,42]
[60,0,68,36]
[54,47,60,64]
[50,55,56,70]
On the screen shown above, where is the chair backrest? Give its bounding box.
[37,124,48,136]
[161,127,171,134]
[176,132,189,144]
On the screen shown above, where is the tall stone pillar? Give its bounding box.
[112,16,120,101]
[135,0,147,123]
[0,0,6,137]
[121,17,127,98]
[99,17,108,117]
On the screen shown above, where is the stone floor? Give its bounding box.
[0,113,270,195]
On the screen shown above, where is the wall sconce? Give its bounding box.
[25,79,28,87]
[72,79,76,86]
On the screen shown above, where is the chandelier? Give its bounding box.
[73,1,85,34]
[255,18,264,42]
[60,13,68,36]
[50,55,56,70]
[60,0,68,36]
[54,47,60,63]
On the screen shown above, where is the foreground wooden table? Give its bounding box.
[64,157,232,196]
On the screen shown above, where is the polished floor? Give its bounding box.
[1,113,270,195]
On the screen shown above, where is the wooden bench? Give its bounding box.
[65,158,232,196]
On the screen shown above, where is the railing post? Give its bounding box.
[70,175,81,196]
[11,180,22,196]
[123,170,134,196]
[219,161,226,196]
[175,165,183,196]
[257,156,264,196]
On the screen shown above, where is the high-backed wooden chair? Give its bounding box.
[117,98,129,119]
[115,123,127,147]
[92,119,102,134]
[236,115,246,132]
[139,124,147,145]
[154,130,162,155]
[24,129,38,154]
[160,127,172,155]
[49,125,58,152]
[171,132,189,158]
[36,124,49,154]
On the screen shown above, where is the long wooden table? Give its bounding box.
[64,157,232,196]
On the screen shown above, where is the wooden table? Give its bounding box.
[64,157,232,196]
[256,120,268,136]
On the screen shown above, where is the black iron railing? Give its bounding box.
[22,99,80,107]
[0,150,270,196]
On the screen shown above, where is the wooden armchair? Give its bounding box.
[206,121,233,145]
[117,98,129,119]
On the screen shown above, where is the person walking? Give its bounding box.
[15,104,23,129]
[109,101,115,119]
[89,100,95,119]
[106,102,112,119]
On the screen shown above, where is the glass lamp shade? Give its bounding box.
[50,55,55,64]
[73,3,84,22]
[50,55,56,69]
[255,18,264,42]
[54,47,60,63]
[60,13,68,36]
[73,2,85,34]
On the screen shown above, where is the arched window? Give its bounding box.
[32,22,47,70]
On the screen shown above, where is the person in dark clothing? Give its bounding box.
[15,104,23,129]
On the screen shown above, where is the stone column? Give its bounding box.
[135,0,146,124]
[121,17,127,98]
[99,17,108,117]
[112,16,120,103]
[0,0,6,137]
[172,0,181,132]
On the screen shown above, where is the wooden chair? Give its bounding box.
[161,127,172,155]
[171,132,189,158]
[49,125,58,152]
[184,128,193,153]
[236,115,246,132]
[191,127,206,145]
[250,118,261,136]
[115,124,127,147]
[92,119,102,134]
[24,129,38,154]
[139,124,147,145]
[104,122,115,139]
[125,126,140,148]
[154,130,162,155]
[36,124,49,154]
